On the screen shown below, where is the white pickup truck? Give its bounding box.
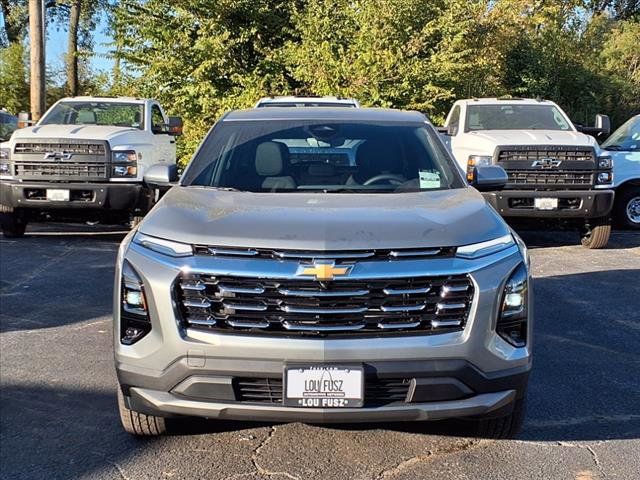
[441,98,614,248]
[0,96,182,237]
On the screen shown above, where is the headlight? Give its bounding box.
[112,150,137,163]
[111,150,138,177]
[497,262,529,347]
[0,148,9,175]
[456,234,514,259]
[120,260,151,345]
[0,163,10,175]
[597,155,612,169]
[133,232,193,257]
[466,155,493,182]
[597,172,612,184]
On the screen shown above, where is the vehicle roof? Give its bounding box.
[224,107,428,123]
[56,96,148,103]
[256,96,358,105]
[456,97,556,106]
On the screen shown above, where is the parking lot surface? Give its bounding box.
[1,226,639,480]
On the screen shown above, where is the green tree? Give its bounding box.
[0,41,29,113]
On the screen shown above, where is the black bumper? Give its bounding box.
[117,358,530,420]
[483,189,614,218]
[0,180,143,211]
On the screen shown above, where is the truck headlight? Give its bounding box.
[133,232,193,257]
[597,155,612,169]
[466,155,492,182]
[0,148,10,175]
[112,150,138,177]
[497,262,528,347]
[120,260,151,345]
[597,172,612,184]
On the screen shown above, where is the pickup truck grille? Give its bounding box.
[236,377,411,405]
[176,274,474,337]
[12,140,109,181]
[496,145,596,190]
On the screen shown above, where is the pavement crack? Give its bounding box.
[376,439,482,479]
[250,426,300,480]
[108,460,131,480]
[586,445,606,478]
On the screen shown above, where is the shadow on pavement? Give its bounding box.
[515,227,640,249]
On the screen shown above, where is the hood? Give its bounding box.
[468,129,597,148]
[139,187,509,250]
[12,124,142,142]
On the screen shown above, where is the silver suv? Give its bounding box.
[114,108,532,438]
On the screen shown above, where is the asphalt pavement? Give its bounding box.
[1,225,639,480]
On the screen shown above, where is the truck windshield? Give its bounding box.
[466,104,572,131]
[0,113,18,141]
[39,102,144,129]
[183,120,465,193]
[602,116,640,151]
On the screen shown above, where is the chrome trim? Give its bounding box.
[278,288,369,297]
[218,284,265,295]
[282,321,366,332]
[377,321,421,329]
[274,251,374,259]
[380,304,426,312]
[188,317,216,326]
[224,302,267,312]
[208,247,258,256]
[440,285,469,296]
[431,319,462,328]
[280,306,369,314]
[183,299,212,308]
[227,319,270,328]
[181,283,206,292]
[436,302,466,312]
[389,249,441,257]
[383,286,430,295]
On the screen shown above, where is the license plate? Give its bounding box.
[46,189,70,201]
[534,197,558,210]
[284,366,364,408]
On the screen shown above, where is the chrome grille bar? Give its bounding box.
[278,288,369,297]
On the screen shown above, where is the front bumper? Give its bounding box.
[0,179,142,211]
[114,238,532,423]
[483,189,614,218]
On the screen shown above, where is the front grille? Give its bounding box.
[497,145,596,190]
[15,162,107,178]
[14,142,106,155]
[176,274,474,337]
[235,377,411,405]
[506,169,593,188]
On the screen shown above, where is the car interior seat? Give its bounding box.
[255,141,297,191]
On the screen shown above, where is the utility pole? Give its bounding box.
[29,0,46,121]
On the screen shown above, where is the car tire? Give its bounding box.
[470,397,526,439]
[117,388,167,436]
[580,216,611,249]
[614,186,640,230]
[0,206,27,238]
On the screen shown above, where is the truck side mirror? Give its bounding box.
[17,112,33,129]
[168,116,183,136]
[471,165,508,192]
[144,164,179,187]
[595,114,610,136]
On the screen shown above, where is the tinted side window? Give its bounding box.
[151,105,166,133]
[448,106,460,135]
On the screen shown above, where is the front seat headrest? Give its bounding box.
[255,141,288,176]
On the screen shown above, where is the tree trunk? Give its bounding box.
[67,0,81,96]
[29,0,46,121]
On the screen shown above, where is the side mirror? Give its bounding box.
[471,165,508,192]
[447,124,458,136]
[143,164,179,186]
[17,112,34,129]
[595,114,610,136]
[168,116,183,136]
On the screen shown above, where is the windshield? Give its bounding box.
[39,101,144,129]
[602,116,640,151]
[466,104,572,131]
[182,120,464,193]
[0,113,17,141]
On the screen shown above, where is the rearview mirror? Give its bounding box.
[595,114,610,136]
[471,165,508,192]
[144,164,179,186]
[168,116,183,136]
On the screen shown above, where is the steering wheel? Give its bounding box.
[363,174,406,186]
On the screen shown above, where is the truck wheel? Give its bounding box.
[0,206,27,238]
[615,187,640,230]
[580,216,611,249]
[470,397,526,439]
[117,388,167,436]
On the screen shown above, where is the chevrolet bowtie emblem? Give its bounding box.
[298,262,352,281]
